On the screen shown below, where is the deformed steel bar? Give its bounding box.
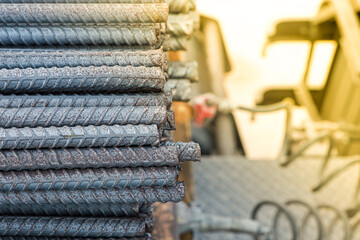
[0,4,168,24]
[0,23,166,47]
[0,0,164,2]
[165,110,176,130]
[166,0,196,13]
[164,35,187,51]
[0,238,153,240]
[0,182,185,205]
[0,124,160,150]
[164,79,191,102]
[162,140,201,162]
[0,49,167,69]
[167,12,198,37]
[0,216,147,237]
[0,66,166,94]
[0,93,172,110]
[0,106,168,128]
[0,146,178,171]
[0,167,179,192]
[0,203,149,217]
[168,61,198,81]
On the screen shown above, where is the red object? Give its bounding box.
[192,95,218,127]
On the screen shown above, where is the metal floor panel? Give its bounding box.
[193,156,360,239]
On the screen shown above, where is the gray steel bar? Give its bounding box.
[0,124,160,150]
[0,106,168,128]
[0,4,168,24]
[165,110,176,130]
[0,203,148,217]
[0,23,165,47]
[0,93,172,109]
[0,49,167,69]
[0,182,185,205]
[168,61,198,81]
[0,216,146,237]
[166,0,196,13]
[0,238,152,240]
[0,146,178,171]
[164,35,187,51]
[0,167,179,191]
[167,12,198,37]
[163,141,201,162]
[0,0,163,2]
[0,66,166,94]
[164,79,191,101]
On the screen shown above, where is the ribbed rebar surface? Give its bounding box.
[0,24,166,47]
[0,0,164,2]
[0,93,172,109]
[163,141,201,162]
[0,182,186,205]
[0,146,179,171]
[0,124,160,149]
[0,106,169,128]
[0,216,147,237]
[0,238,153,240]
[0,49,167,69]
[0,167,179,191]
[0,4,168,24]
[168,61,198,81]
[0,203,150,217]
[0,66,166,94]
[164,79,191,101]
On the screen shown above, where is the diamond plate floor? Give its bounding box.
[193,156,360,239]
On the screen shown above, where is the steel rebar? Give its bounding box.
[168,61,198,81]
[0,66,166,94]
[0,203,150,217]
[164,35,187,51]
[0,124,160,150]
[0,106,168,128]
[163,141,201,162]
[164,110,176,130]
[164,79,191,101]
[0,182,185,205]
[0,146,178,171]
[0,23,165,47]
[0,167,179,192]
[0,4,168,24]
[0,216,147,237]
[166,0,196,13]
[0,93,172,109]
[0,49,167,69]
[0,0,164,2]
[167,12,198,37]
[0,237,152,240]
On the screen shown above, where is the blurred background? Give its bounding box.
[179,0,360,239]
[197,0,325,159]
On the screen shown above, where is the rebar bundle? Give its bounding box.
[0,0,201,238]
[164,1,200,102]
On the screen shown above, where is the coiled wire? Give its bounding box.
[251,200,354,240]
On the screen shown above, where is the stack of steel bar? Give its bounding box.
[164,0,199,102]
[0,0,201,239]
